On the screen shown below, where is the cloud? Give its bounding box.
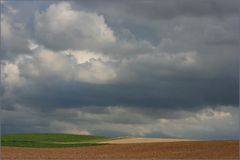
[2,105,238,139]
[0,1,238,138]
[1,14,31,60]
[2,62,23,88]
[1,46,237,111]
[65,50,109,64]
[35,2,116,51]
[48,121,91,135]
[92,0,240,20]
[14,47,117,84]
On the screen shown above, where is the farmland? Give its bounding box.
[1,133,112,148]
[1,133,239,159]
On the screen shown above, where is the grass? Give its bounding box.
[1,133,113,148]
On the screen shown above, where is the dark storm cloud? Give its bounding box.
[4,68,237,111]
[71,1,240,58]
[72,0,240,19]
[123,0,240,19]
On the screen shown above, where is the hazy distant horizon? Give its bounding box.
[0,0,239,139]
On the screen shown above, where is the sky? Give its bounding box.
[0,0,239,139]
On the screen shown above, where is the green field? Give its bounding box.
[1,133,113,148]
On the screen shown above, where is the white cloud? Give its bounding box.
[64,50,109,64]
[49,121,91,135]
[196,108,231,121]
[14,47,117,84]
[35,2,116,50]
[28,40,39,51]
[2,61,25,89]
[76,59,116,84]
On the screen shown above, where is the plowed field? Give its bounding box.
[2,140,239,159]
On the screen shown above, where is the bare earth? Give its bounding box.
[99,137,194,144]
[2,140,239,159]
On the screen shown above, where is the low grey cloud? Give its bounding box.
[2,105,239,139]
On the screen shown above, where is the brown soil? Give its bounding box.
[1,140,239,159]
[98,137,194,144]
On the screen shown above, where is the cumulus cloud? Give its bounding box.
[1,14,30,60]
[2,62,23,88]
[1,45,237,110]
[65,50,109,64]
[35,2,115,51]
[12,47,117,84]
